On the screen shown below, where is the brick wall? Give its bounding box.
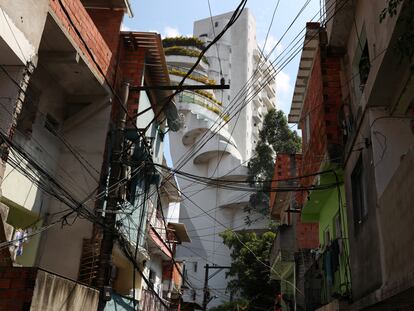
[270,154,319,248]
[119,45,146,127]
[296,219,319,249]
[299,47,343,187]
[87,9,124,85]
[49,0,113,83]
[270,153,302,209]
[0,267,37,311]
[300,48,326,187]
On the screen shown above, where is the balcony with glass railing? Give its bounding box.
[176,90,228,122]
[167,65,213,84]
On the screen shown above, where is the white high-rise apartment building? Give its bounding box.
[166,8,276,309]
[194,8,277,161]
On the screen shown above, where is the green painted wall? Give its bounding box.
[317,184,351,297]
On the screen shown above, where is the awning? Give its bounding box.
[168,222,191,243]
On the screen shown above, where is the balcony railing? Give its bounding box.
[177,91,229,121]
[304,239,349,307]
[167,65,211,82]
[141,289,170,311]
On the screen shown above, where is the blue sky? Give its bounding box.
[123,0,320,118]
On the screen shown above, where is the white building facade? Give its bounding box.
[167,9,277,308]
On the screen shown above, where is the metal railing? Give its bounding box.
[140,289,170,311]
[177,91,223,114]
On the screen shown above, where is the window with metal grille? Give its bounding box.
[358,42,371,91]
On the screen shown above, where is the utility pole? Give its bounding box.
[97,82,130,310]
[203,264,209,311]
[202,265,231,311]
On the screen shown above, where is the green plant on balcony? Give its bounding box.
[204,105,230,122]
[168,68,216,85]
[162,36,205,50]
[164,46,209,65]
[195,89,222,106]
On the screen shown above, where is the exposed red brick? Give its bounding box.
[49,0,113,83]
[0,280,10,289]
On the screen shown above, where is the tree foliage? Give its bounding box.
[380,0,414,61]
[216,230,279,311]
[247,109,301,215]
[209,300,249,311]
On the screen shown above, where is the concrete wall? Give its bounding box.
[0,267,99,311]
[31,269,99,311]
[377,147,414,291]
[0,1,49,63]
[339,0,413,304]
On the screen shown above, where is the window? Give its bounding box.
[193,261,198,273]
[351,156,368,229]
[214,21,219,27]
[358,42,371,91]
[200,33,208,37]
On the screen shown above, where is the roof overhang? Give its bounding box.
[81,0,133,17]
[168,222,191,243]
[288,23,320,125]
[122,32,180,131]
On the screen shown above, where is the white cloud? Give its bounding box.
[276,70,292,95]
[163,26,180,38]
[120,23,131,31]
[261,35,284,56]
[275,70,294,117]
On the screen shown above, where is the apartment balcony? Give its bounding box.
[217,190,250,209]
[304,240,349,308]
[261,93,274,110]
[165,53,208,73]
[179,110,236,151]
[253,96,263,108]
[148,225,173,260]
[176,90,223,119]
[270,226,296,281]
[253,48,262,62]
[265,83,276,99]
[252,106,263,123]
[141,289,170,311]
[207,155,248,180]
[193,136,242,165]
[0,267,99,310]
